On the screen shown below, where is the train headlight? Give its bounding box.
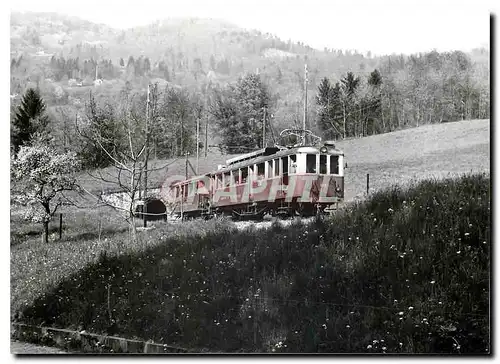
[320,146,328,153]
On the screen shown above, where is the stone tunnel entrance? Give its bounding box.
[135,198,167,221]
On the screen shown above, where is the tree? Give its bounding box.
[78,89,173,242]
[119,57,125,67]
[78,94,125,169]
[11,143,80,243]
[210,73,271,153]
[368,69,382,87]
[11,88,50,153]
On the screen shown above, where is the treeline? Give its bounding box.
[316,50,490,139]
[10,49,490,169]
[77,85,203,169]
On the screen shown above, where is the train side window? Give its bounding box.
[320,155,327,174]
[329,156,339,174]
[306,154,317,173]
[216,174,223,189]
[257,163,265,179]
[267,160,274,178]
[274,158,280,176]
[183,184,188,197]
[231,170,239,185]
[241,167,248,183]
[224,172,231,187]
[175,186,180,198]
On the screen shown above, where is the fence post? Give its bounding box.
[59,213,63,240]
[366,173,370,196]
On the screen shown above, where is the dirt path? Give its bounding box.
[11,340,67,354]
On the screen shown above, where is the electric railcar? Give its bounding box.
[166,130,345,220]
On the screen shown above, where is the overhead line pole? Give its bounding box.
[262,106,267,148]
[303,63,308,145]
[143,84,150,227]
[196,113,200,174]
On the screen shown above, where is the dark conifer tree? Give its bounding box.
[11,88,50,153]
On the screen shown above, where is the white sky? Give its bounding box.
[9,0,493,55]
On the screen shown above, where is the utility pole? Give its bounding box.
[185,152,189,179]
[205,112,209,158]
[196,114,200,174]
[143,84,150,228]
[303,63,308,145]
[262,106,267,148]
[204,83,210,158]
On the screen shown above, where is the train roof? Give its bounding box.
[168,144,344,186]
[216,144,343,173]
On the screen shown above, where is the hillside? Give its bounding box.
[10,11,490,144]
[336,118,490,201]
[77,119,490,204]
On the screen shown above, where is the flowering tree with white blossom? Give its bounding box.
[11,144,80,243]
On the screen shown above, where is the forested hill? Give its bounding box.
[10,11,490,160]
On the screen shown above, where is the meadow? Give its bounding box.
[13,173,490,353]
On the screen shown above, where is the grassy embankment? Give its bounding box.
[12,173,490,353]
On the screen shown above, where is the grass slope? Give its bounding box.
[15,173,490,353]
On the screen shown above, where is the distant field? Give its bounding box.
[80,119,490,201]
[336,119,490,201]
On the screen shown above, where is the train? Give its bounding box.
[163,129,345,220]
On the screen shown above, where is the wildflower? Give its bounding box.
[373,340,379,344]
[464,232,470,236]
[388,208,394,213]
[367,345,372,349]
[399,343,403,347]
[408,306,414,310]
[456,251,461,254]
[394,299,398,303]
[430,280,436,284]
[438,301,443,305]
[398,311,404,316]
[382,346,387,351]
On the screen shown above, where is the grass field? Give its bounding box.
[15,174,491,353]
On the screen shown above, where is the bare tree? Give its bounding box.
[77,89,175,242]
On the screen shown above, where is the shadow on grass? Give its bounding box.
[17,173,490,354]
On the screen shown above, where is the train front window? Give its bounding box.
[319,155,327,174]
[306,154,317,173]
[329,156,339,174]
[289,155,297,174]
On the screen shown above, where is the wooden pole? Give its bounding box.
[196,115,200,174]
[59,213,62,240]
[262,106,266,148]
[303,63,308,145]
[366,173,370,195]
[144,84,150,228]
